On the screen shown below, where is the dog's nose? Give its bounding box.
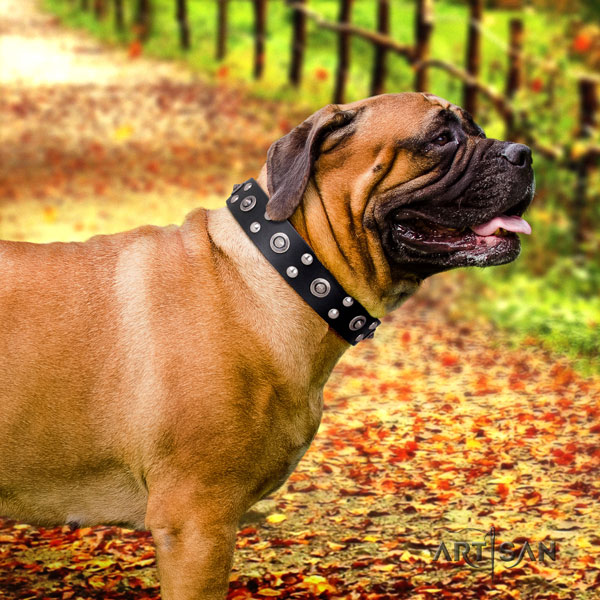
[501,143,532,167]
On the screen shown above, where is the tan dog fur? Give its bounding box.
[1,93,483,599]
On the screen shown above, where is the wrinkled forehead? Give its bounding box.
[348,93,485,139]
[422,95,485,137]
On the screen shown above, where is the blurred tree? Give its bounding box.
[176,0,190,50]
[253,0,267,79]
[216,0,228,60]
[371,0,389,96]
[114,0,124,30]
[334,0,353,103]
[464,0,483,115]
[289,0,307,87]
[135,0,152,41]
[93,0,106,19]
[488,0,523,7]
[415,0,433,92]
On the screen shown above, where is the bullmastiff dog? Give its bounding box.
[0,92,534,599]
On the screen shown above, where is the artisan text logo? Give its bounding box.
[431,526,557,581]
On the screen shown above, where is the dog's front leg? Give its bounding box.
[146,484,240,600]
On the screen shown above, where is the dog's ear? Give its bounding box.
[265,105,358,221]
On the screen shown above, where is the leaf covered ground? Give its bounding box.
[1,2,599,599]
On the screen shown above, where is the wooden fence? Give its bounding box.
[77,1,599,151]
[72,0,599,246]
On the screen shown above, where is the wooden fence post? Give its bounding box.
[505,18,523,139]
[135,0,152,41]
[371,0,389,96]
[579,78,598,135]
[114,0,124,30]
[176,0,191,50]
[333,0,353,104]
[289,0,307,87]
[253,0,267,79]
[574,77,598,249]
[93,0,106,19]
[415,0,433,92]
[463,0,483,117]
[505,18,523,98]
[216,0,228,60]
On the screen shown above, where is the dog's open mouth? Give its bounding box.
[392,213,531,254]
[388,207,532,276]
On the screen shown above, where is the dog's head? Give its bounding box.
[263,93,534,315]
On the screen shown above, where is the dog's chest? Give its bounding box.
[249,387,324,501]
[257,442,311,502]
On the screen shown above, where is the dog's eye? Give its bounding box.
[433,132,453,146]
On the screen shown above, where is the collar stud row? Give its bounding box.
[226,179,380,345]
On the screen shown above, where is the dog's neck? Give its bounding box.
[257,164,404,319]
[205,196,347,391]
[286,183,391,318]
[203,168,413,387]
[225,175,380,345]
[279,173,421,318]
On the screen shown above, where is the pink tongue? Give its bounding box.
[471,215,532,236]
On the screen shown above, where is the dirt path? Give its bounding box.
[1,2,599,599]
[0,0,310,244]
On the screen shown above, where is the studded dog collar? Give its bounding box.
[226,179,381,345]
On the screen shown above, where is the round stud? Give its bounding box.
[355,334,364,342]
[286,266,298,278]
[368,321,378,330]
[264,211,272,221]
[249,222,261,233]
[328,308,339,319]
[343,296,354,307]
[349,315,366,331]
[240,195,256,211]
[301,253,313,265]
[310,278,331,298]
[230,194,239,203]
[270,232,290,254]
[243,182,252,191]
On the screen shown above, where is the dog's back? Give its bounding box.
[0,225,184,528]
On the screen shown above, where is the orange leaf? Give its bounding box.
[497,483,510,499]
[128,40,142,59]
[278,119,291,133]
[440,353,458,367]
[530,78,543,93]
[552,449,575,466]
[314,68,329,81]
[573,32,592,53]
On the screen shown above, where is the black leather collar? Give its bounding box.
[226,179,381,345]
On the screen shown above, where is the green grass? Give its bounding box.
[43,0,599,372]
[461,257,600,377]
[44,0,579,142]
